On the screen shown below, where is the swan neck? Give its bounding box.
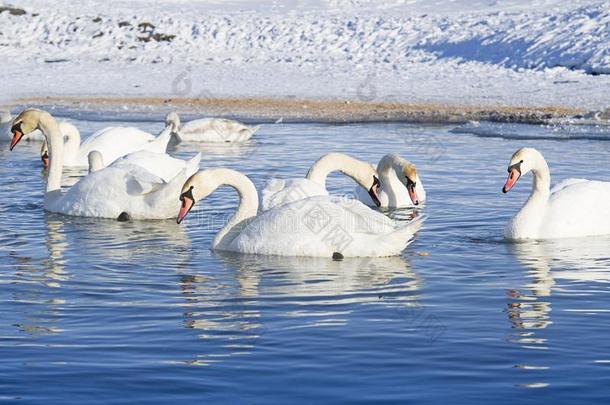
[200,169,258,249]
[531,159,551,197]
[306,153,369,188]
[377,155,403,205]
[41,114,64,193]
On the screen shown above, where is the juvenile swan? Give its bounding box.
[502,147,610,240]
[176,168,424,258]
[166,112,259,143]
[9,109,200,220]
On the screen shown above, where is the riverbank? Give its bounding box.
[5,96,593,125]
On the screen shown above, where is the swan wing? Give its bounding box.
[543,179,610,238]
[113,151,187,181]
[231,196,423,257]
[260,178,327,211]
[76,126,156,165]
[550,178,589,194]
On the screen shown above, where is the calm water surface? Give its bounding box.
[1,113,609,404]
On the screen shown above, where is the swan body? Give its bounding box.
[40,123,175,168]
[177,168,424,257]
[166,112,259,143]
[355,154,426,208]
[502,147,610,240]
[260,153,382,211]
[9,109,201,220]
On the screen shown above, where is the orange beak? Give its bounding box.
[41,151,49,169]
[10,130,23,151]
[177,196,194,224]
[503,167,521,193]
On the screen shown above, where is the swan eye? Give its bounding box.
[179,186,194,202]
[10,121,22,134]
[519,160,524,164]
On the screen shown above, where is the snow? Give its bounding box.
[1,0,609,112]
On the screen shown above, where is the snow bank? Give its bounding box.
[0,0,609,112]
[2,1,608,73]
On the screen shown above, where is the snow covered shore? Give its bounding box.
[1,0,609,120]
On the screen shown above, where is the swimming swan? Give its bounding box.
[502,147,610,240]
[260,152,382,211]
[176,168,425,257]
[166,112,259,143]
[9,109,201,220]
[38,120,176,168]
[355,154,426,208]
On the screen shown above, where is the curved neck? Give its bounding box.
[306,153,372,188]
[530,158,551,198]
[514,156,551,230]
[40,114,65,193]
[194,169,259,250]
[377,155,404,206]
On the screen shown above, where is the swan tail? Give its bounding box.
[149,126,173,153]
[389,215,426,250]
[185,152,202,175]
[239,125,260,139]
[155,153,202,201]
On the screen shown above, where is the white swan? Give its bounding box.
[502,147,610,240]
[3,110,72,142]
[355,154,426,208]
[166,112,259,143]
[9,109,201,220]
[38,120,176,168]
[260,153,382,211]
[176,168,424,257]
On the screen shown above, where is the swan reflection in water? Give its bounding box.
[173,252,422,365]
[4,218,70,336]
[7,214,192,337]
[173,140,259,159]
[507,236,610,386]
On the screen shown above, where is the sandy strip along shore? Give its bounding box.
[8,96,587,124]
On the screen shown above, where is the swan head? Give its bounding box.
[401,164,420,206]
[40,141,49,169]
[165,111,180,128]
[503,148,544,193]
[354,162,382,207]
[379,154,421,205]
[9,109,46,151]
[165,112,181,138]
[177,173,205,224]
[88,150,105,173]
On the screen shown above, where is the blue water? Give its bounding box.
[1,115,610,404]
